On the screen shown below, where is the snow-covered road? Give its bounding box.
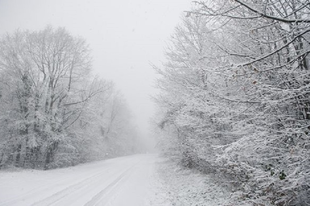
[0,154,161,206]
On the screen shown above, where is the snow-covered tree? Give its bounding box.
[0,27,96,168]
[0,27,139,169]
[155,1,310,205]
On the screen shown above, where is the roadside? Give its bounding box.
[153,157,231,206]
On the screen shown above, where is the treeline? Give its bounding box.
[155,0,310,205]
[0,27,140,170]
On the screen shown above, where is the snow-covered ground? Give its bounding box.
[0,153,233,206]
[153,157,232,206]
[0,154,162,206]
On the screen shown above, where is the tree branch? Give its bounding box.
[233,0,310,23]
[237,28,310,67]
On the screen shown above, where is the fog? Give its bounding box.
[0,0,192,149]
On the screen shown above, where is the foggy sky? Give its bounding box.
[0,0,192,137]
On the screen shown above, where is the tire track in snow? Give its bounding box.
[0,170,103,206]
[0,155,156,206]
[29,169,110,206]
[0,163,113,206]
[84,166,133,206]
[30,166,134,206]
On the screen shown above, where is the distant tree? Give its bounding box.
[66,82,142,162]
[101,92,140,157]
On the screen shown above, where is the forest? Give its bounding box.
[0,0,310,205]
[154,0,310,205]
[0,27,141,170]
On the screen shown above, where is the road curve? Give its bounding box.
[0,154,160,206]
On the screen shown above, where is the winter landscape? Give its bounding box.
[0,0,310,205]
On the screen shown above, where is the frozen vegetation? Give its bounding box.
[153,0,310,205]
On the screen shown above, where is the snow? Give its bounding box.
[0,154,162,206]
[0,153,234,206]
[153,157,232,206]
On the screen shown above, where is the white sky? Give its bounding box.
[0,0,192,137]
